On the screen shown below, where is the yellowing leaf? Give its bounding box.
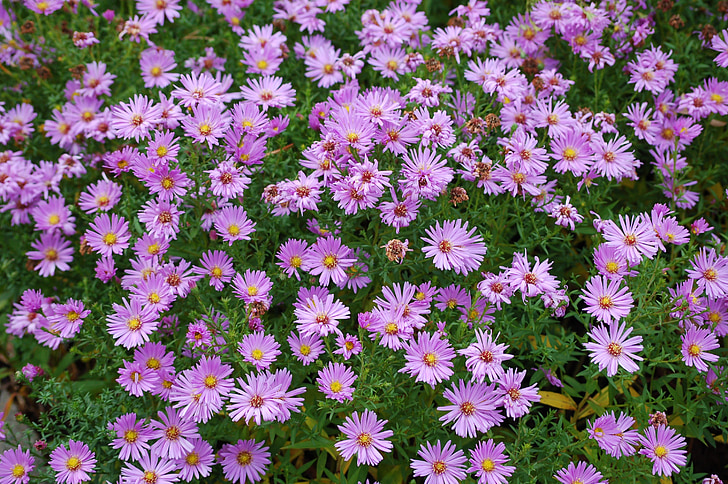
[539,391,577,411]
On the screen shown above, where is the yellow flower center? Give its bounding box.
[11,465,25,478]
[251,349,264,360]
[124,429,138,443]
[48,214,61,225]
[186,452,200,465]
[688,343,701,357]
[237,451,252,466]
[150,66,162,77]
[103,232,118,245]
[66,456,81,471]
[290,256,302,268]
[330,381,342,393]
[481,458,495,472]
[654,445,668,458]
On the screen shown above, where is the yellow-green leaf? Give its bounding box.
[539,391,577,411]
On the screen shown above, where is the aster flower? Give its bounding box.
[581,275,634,323]
[335,409,393,466]
[111,94,163,141]
[468,440,515,484]
[108,413,152,462]
[306,237,356,287]
[421,220,487,275]
[120,450,179,484]
[554,461,607,484]
[240,75,296,111]
[219,439,270,484]
[496,368,541,419]
[584,321,643,377]
[638,425,687,477]
[288,331,324,365]
[173,438,214,481]
[459,329,513,382]
[294,293,350,337]
[333,334,362,360]
[602,214,660,265]
[182,103,231,148]
[117,360,160,397]
[276,239,310,280]
[399,146,454,201]
[410,440,467,484]
[686,248,728,299]
[317,362,357,402]
[681,326,720,372]
[149,406,200,459]
[227,372,285,424]
[238,332,281,371]
[26,232,73,277]
[49,440,96,484]
[438,379,503,437]
[207,160,251,201]
[85,213,131,257]
[172,72,223,107]
[78,175,122,213]
[400,332,455,388]
[193,250,234,291]
[214,206,256,245]
[0,445,34,484]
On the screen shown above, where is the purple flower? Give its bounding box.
[317,362,357,402]
[638,425,687,477]
[219,439,270,484]
[192,250,234,291]
[584,321,643,377]
[467,440,515,484]
[602,214,659,265]
[120,450,179,484]
[26,232,73,277]
[306,237,356,287]
[108,413,153,462]
[459,329,513,382]
[106,298,159,349]
[410,440,467,484]
[111,94,163,141]
[399,146,454,201]
[0,445,34,484]
[496,368,540,419]
[276,239,310,280]
[238,332,281,371]
[294,293,350,338]
[240,75,296,111]
[287,331,324,365]
[149,406,200,459]
[399,331,455,388]
[85,213,131,257]
[422,220,487,275]
[214,206,256,245]
[686,248,728,299]
[334,409,394,466]
[438,379,503,437]
[681,326,720,372]
[554,461,607,484]
[581,275,634,323]
[49,440,96,484]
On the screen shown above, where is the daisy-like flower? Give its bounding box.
[399,146,454,201]
[176,438,214,481]
[421,220,487,275]
[276,239,310,280]
[219,439,270,484]
[108,413,153,462]
[333,334,362,360]
[638,425,687,477]
[149,406,200,460]
[294,293,350,337]
[172,72,223,107]
[554,461,608,484]
[306,237,357,287]
[238,332,281,370]
[227,372,285,424]
[111,94,163,141]
[288,331,324,365]
[335,409,394,466]
[681,326,720,372]
[438,379,503,437]
[0,445,35,484]
[26,232,73,277]
[120,450,179,484]
[140,48,179,88]
[240,75,296,111]
[459,329,513,382]
[584,321,644,377]
[581,275,634,323]
[193,250,234,291]
[106,298,159,349]
[411,440,467,484]
[78,174,122,213]
[686,248,728,299]
[49,440,96,484]
[602,214,660,265]
[399,331,455,388]
[85,213,131,257]
[182,103,231,148]
[207,160,251,201]
[117,360,160,397]
[468,440,515,484]
[214,206,256,246]
[317,362,357,402]
[496,368,541,419]
[138,198,182,240]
